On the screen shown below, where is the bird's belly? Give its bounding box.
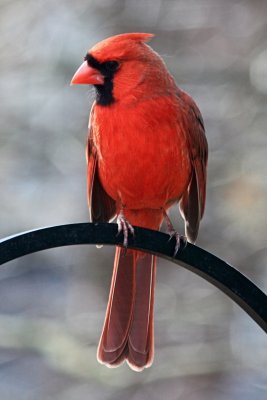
[96,126,192,210]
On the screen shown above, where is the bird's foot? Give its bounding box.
[167,230,187,256]
[116,210,135,249]
[163,210,187,256]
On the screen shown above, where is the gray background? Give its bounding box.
[0,0,267,399]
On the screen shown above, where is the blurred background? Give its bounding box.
[0,0,267,398]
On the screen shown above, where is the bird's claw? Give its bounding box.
[163,209,187,256]
[168,230,187,256]
[116,211,134,250]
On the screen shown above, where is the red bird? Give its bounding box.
[71,33,208,371]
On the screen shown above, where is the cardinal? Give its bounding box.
[71,33,208,371]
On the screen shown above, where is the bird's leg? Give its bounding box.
[162,209,187,256]
[116,208,135,249]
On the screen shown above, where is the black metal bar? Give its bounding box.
[0,222,266,333]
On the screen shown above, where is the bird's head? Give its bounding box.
[71,33,174,106]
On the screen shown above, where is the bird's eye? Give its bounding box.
[104,60,120,72]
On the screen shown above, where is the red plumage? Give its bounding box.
[71,33,208,371]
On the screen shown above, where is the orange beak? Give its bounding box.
[71,61,104,85]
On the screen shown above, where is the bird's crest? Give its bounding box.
[110,32,154,43]
[89,33,155,61]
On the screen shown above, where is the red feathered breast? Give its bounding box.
[92,95,192,210]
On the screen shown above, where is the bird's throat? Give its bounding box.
[94,79,115,106]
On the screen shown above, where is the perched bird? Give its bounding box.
[71,33,208,371]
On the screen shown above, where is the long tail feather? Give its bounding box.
[97,247,156,371]
[127,253,155,370]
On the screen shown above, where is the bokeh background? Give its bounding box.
[0,0,267,399]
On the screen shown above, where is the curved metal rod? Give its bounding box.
[0,222,266,333]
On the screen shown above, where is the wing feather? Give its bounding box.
[87,103,116,223]
[179,92,208,243]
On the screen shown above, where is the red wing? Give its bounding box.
[179,92,208,243]
[87,103,116,222]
